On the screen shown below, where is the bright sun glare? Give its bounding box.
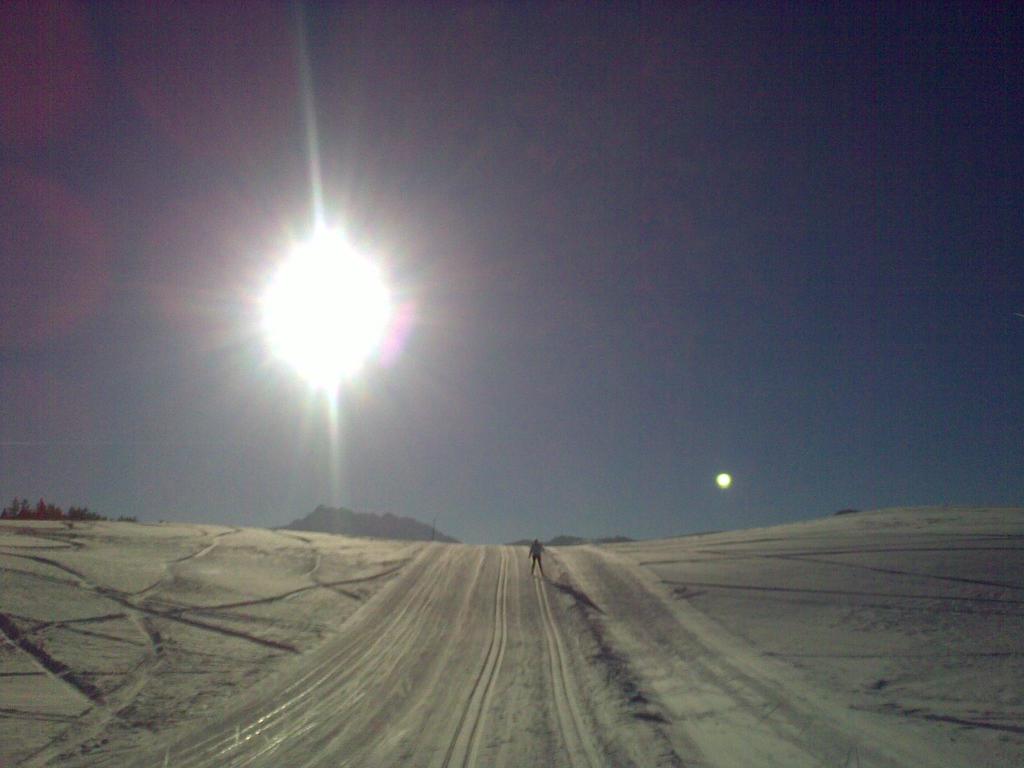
[262,228,391,391]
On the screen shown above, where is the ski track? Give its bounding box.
[534,568,603,768]
[0,611,105,706]
[121,545,616,768]
[1,550,298,654]
[157,545,451,767]
[132,527,240,597]
[1,525,314,768]
[1,523,431,768]
[10,514,1014,767]
[440,547,510,768]
[1,530,253,768]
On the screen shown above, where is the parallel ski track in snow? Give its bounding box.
[156,544,447,767]
[127,545,609,768]
[534,568,603,768]
[440,547,511,768]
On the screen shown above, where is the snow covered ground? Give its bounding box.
[2,507,1021,766]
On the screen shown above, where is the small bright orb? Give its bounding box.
[262,228,391,390]
[716,473,732,489]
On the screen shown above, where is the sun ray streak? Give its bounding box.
[327,395,344,506]
[294,1,324,229]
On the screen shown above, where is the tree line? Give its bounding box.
[0,497,136,522]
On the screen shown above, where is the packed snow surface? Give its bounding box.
[1,507,1021,766]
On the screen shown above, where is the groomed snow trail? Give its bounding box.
[533,571,603,768]
[440,547,509,768]
[131,545,610,768]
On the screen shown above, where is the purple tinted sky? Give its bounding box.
[1,2,1022,543]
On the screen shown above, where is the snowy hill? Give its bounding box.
[3,507,1022,766]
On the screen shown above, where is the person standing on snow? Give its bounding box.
[529,538,544,577]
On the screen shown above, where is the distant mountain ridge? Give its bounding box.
[282,505,459,543]
[507,535,634,547]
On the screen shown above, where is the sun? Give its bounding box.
[262,228,391,390]
[716,473,732,489]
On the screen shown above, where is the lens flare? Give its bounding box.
[262,228,391,390]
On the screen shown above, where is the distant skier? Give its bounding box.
[529,539,544,577]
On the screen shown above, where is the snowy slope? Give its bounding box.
[2,507,1022,766]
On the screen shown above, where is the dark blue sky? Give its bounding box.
[2,2,1022,543]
